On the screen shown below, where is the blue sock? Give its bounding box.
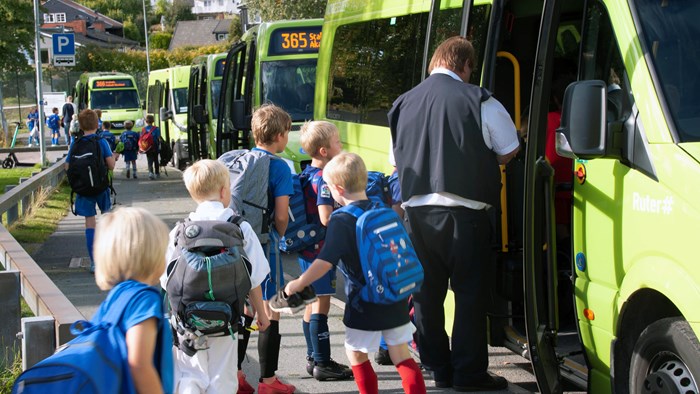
[379,336,388,350]
[85,228,95,268]
[302,320,313,358]
[310,313,330,363]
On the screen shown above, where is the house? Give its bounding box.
[40,0,140,56]
[192,0,242,19]
[168,19,232,50]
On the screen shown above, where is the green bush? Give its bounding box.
[150,32,173,50]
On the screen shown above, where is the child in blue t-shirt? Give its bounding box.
[120,120,140,179]
[92,206,173,393]
[285,152,426,394]
[65,109,115,272]
[47,107,61,146]
[294,121,352,381]
[236,104,296,393]
[26,107,39,146]
[98,121,118,160]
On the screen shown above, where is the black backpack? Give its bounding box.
[165,216,252,356]
[67,135,109,197]
[158,136,173,167]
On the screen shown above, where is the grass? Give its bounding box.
[0,173,72,392]
[0,166,41,195]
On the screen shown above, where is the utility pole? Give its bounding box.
[33,0,48,167]
[142,0,151,75]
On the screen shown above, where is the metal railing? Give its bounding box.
[0,157,84,370]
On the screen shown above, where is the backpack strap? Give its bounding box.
[333,204,366,219]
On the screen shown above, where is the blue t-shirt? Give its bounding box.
[388,168,401,206]
[93,280,173,393]
[252,147,293,208]
[98,130,117,152]
[317,200,410,330]
[66,133,113,163]
[27,111,38,129]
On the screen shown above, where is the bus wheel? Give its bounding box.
[172,146,185,171]
[629,317,700,394]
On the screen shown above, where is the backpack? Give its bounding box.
[12,285,157,394]
[218,149,273,244]
[279,172,326,253]
[333,204,424,304]
[165,216,252,357]
[47,114,59,130]
[138,126,156,153]
[159,136,173,166]
[67,135,109,197]
[98,131,117,152]
[120,132,138,152]
[366,171,392,207]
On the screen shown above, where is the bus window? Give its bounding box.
[211,79,222,120]
[173,88,188,114]
[326,6,489,127]
[261,59,317,122]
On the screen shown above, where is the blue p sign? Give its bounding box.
[52,33,75,56]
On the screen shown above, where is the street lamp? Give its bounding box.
[142,0,151,75]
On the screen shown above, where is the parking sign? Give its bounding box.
[52,33,75,67]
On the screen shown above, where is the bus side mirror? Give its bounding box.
[160,107,173,121]
[193,105,207,124]
[556,80,607,160]
[232,99,251,130]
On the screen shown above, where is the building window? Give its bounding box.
[216,33,228,41]
[43,13,66,23]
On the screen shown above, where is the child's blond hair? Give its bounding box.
[94,207,169,290]
[251,104,291,146]
[323,152,367,194]
[300,121,339,158]
[183,159,230,202]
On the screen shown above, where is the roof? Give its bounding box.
[40,27,139,50]
[43,0,124,29]
[169,19,232,50]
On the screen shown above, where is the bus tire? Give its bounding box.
[173,145,185,171]
[629,317,700,394]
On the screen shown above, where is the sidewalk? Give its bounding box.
[30,154,537,393]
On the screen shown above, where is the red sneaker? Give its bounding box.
[257,377,296,394]
[237,372,255,394]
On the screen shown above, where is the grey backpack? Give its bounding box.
[165,216,252,356]
[218,149,273,244]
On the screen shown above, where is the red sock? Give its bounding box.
[396,358,426,394]
[351,360,378,394]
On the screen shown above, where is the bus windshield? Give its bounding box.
[636,0,700,142]
[261,59,317,122]
[90,90,140,110]
[173,88,188,114]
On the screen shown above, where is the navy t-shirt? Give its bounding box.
[317,200,410,330]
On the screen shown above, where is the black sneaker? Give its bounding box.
[374,347,392,365]
[306,356,314,376]
[313,359,354,381]
[299,286,317,304]
[269,290,305,314]
[453,373,508,392]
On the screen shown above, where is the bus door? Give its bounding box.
[188,65,209,161]
[217,41,256,158]
[161,79,171,143]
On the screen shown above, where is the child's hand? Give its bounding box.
[257,313,270,332]
[284,279,301,296]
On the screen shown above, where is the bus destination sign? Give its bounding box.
[269,26,322,56]
[93,79,134,89]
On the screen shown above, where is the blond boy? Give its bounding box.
[164,159,270,394]
[285,153,425,394]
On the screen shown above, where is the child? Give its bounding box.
[166,159,271,394]
[293,121,351,381]
[47,107,61,146]
[284,152,426,394]
[69,114,81,143]
[26,106,39,147]
[141,114,161,180]
[99,121,119,162]
[120,120,140,179]
[93,207,174,393]
[237,104,296,393]
[65,109,115,272]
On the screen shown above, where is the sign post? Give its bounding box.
[51,33,75,67]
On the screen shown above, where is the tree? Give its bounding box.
[245,0,327,21]
[166,0,194,29]
[0,0,34,74]
[80,0,152,43]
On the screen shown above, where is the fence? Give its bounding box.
[0,157,83,370]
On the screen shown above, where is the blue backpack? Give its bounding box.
[366,171,392,207]
[279,172,326,253]
[120,132,138,152]
[47,114,59,130]
[12,285,159,394]
[334,204,424,304]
